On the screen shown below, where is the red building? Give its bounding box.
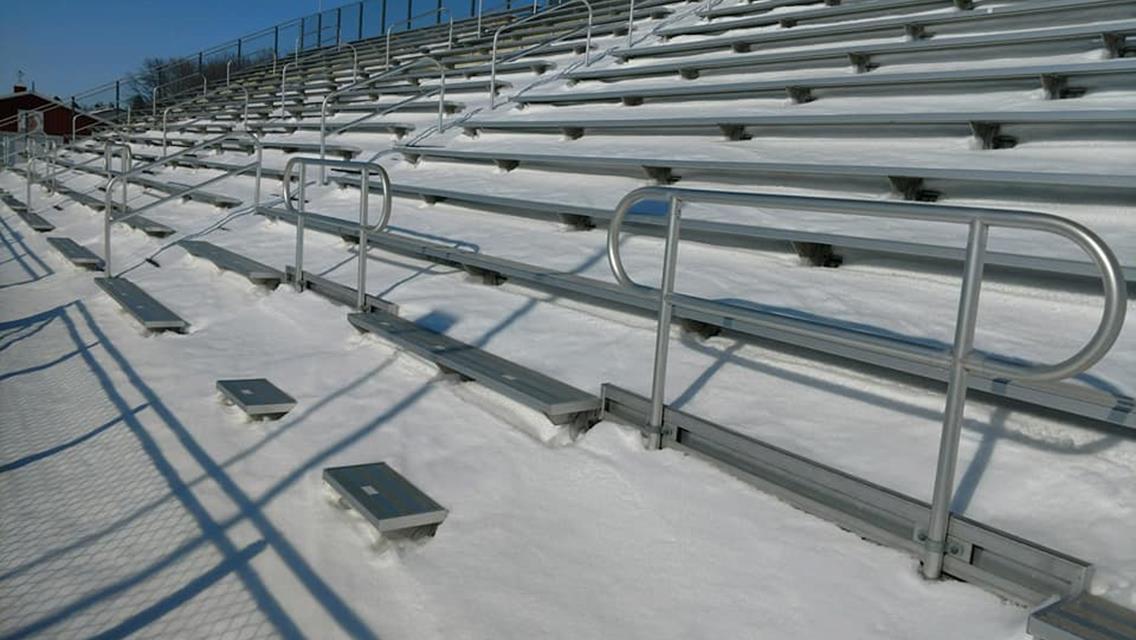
[0,85,101,142]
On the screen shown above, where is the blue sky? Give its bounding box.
[0,0,480,100]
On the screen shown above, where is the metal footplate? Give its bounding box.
[600,383,1096,606]
[46,237,103,269]
[216,378,296,419]
[1029,593,1136,640]
[94,277,190,332]
[16,209,55,232]
[349,309,600,426]
[323,462,448,537]
[180,240,285,288]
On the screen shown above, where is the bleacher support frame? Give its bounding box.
[605,186,1127,581]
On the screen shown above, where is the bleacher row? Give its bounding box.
[6,0,1135,637]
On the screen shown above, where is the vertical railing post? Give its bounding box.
[294,163,307,290]
[357,165,371,310]
[436,0,443,23]
[646,195,683,449]
[274,26,280,67]
[358,1,365,40]
[253,139,262,210]
[198,51,204,74]
[626,0,635,47]
[237,38,243,65]
[921,218,989,580]
[317,12,324,48]
[300,17,307,50]
[407,0,414,26]
[115,81,121,114]
[25,136,33,211]
[381,0,388,33]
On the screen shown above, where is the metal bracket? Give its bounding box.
[888,176,940,202]
[915,527,975,564]
[718,124,751,141]
[968,121,1016,150]
[905,23,929,41]
[847,52,877,74]
[643,166,677,184]
[494,158,520,171]
[1039,74,1085,100]
[558,213,595,230]
[678,68,700,80]
[786,86,814,104]
[792,241,844,268]
[562,127,585,140]
[1102,32,1131,59]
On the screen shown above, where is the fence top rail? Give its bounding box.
[606,186,1127,384]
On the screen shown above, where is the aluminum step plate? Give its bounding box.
[323,462,447,535]
[216,378,296,418]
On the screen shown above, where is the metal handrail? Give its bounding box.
[281,156,392,310]
[152,73,208,117]
[488,0,593,108]
[162,82,252,154]
[606,185,1127,583]
[102,132,263,277]
[319,56,446,183]
[103,143,133,224]
[339,42,360,83]
[279,61,298,117]
[385,7,455,68]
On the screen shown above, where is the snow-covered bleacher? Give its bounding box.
[3,0,1135,637]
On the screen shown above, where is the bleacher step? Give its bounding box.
[16,209,55,232]
[1028,593,1136,640]
[180,239,284,287]
[94,277,190,332]
[323,462,448,537]
[348,309,600,426]
[46,237,103,269]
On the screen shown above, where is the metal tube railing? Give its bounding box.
[279,62,297,117]
[281,156,393,309]
[162,82,252,153]
[488,0,593,107]
[605,185,1127,581]
[339,42,360,83]
[385,7,454,68]
[152,73,208,117]
[319,56,446,182]
[102,132,263,277]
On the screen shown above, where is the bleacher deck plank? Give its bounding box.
[94,277,190,332]
[348,308,600,424]
[180,239,284,287]
[46,237,102,269]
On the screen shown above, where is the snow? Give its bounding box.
[3,0,1134,637]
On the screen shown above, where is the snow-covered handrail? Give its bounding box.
[606,185,1127,583]
[282,156,392,310]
